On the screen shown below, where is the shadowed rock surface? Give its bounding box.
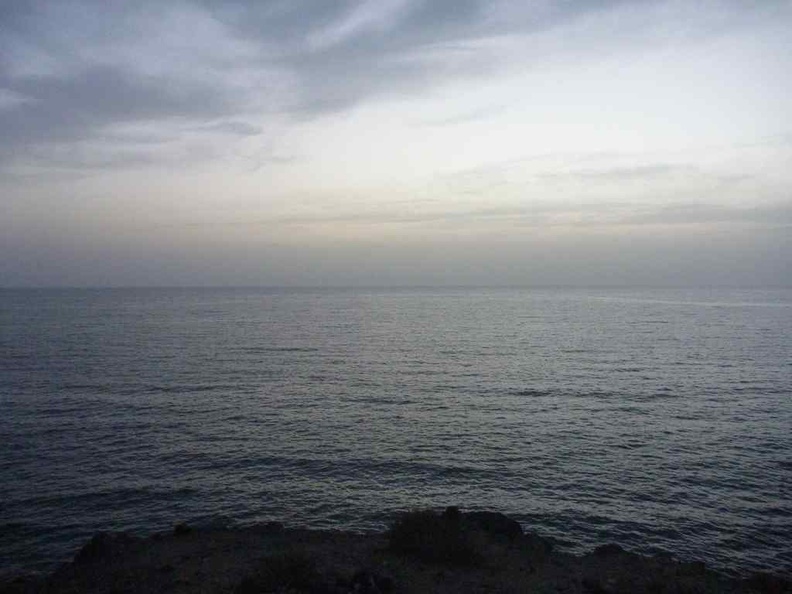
[1,510,789,594]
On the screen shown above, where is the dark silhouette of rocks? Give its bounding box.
[72,532,140,565]
[172,523,193,537]
[462,510,524,540]
[1,509,789,593]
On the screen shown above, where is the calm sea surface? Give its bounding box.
[1,287,790,576]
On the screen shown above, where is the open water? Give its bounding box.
[1,287,790,576]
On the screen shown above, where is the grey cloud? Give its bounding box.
[207,0,483,49]
[415,105,505,127]
[155,202,559,229]
[0,64,233,167]
[202,1,358,47]
[739,132,792,149]
[8,65,230,139]
[199,121,263,136]
[537,164,698,183]
[0,0,262,170]
[624,202,792,227]
[1,0,787,171]
[452,162,756,192]
[204,0,647,116]
[243,154,300,173]
[152,204,533,228]
[434,159,697,198]
[164,198,792,231]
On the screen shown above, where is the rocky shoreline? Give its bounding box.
[2,509,789,593]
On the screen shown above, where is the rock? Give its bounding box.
[173,522,193,536]
[13,511,791,594]
[677,560,707,575]
[234,551,323,594]
[744,572,792,594]
[442,506,462,522]
[582,577,611,594]
[522,531,554,555]
[348,569,394,593]
[387,509,483,565]
[0,572,43,594]
[259,521,285,533]
[592,543,626,557]
[73,532,138,563]
[463,511,523,540]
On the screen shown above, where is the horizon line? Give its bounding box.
[2,283,791,291]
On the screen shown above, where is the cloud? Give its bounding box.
[414,105,505,127]
[0,88,31,110]
[0,64,235,170]
[433,151,773,203]
[198,121,263,136]
[536,164,696,182]
[623,201,792,227]
[154,196,792,237]
[252,0,630,116]
[2,65,231,144]
[1,0,789,173]
[0,0,275,170]
[306,0,414,50]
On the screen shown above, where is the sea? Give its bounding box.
[1,286,790,577]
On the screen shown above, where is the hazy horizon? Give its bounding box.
[3,283,792,291]
[2,1,790,288]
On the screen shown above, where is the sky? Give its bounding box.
[1,0,790,287]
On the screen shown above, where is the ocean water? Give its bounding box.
[1,286,790,576]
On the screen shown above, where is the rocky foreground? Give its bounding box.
[2,509,789,594]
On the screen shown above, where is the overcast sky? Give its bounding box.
[1,0,790,287]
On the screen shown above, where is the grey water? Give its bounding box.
[1,286,790,576]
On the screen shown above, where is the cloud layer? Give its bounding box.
[3,0,788,169]
[1,0,790,286]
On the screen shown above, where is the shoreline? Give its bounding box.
[2,509,789,594]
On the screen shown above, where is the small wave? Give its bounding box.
[355,396,413,405]
[260,347,320,353]
[0,522,36,536]
[58,382,101,391]
[140,384,232,394]
[5,486,202,509]
[227,454,505,484]
[634,391,679,400]
[615,441,647,450]
[513,388,551,397]
[575,390,612,399]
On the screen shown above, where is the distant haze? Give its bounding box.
[1,1,790,287]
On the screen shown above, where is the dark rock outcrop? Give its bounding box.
[592,543,626,557]
[2,510,790,594]
[463,511,523,540]
[72,532,139,564]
